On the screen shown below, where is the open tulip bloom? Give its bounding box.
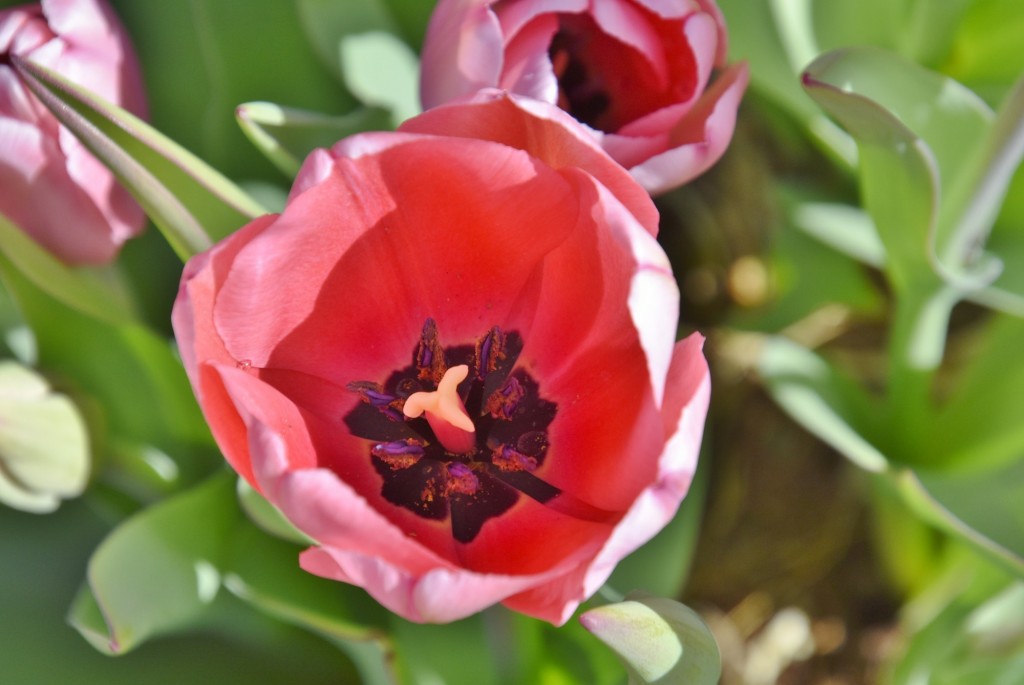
[173,92,710,624]
[420,0,748,195]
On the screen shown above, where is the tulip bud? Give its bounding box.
[580,594,720,684]
[0,361,90,513]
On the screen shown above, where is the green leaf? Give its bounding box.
[580,594,720,685]
[888,572,1024,685]
[69,472,239,654]
[11,56,265,260]
[947,0,1024,100]
[297,0,399,81]
[0,361,89,513]
[391,614,503,685]
[939,74,1024,283]
[803,46,999,291]
[758,336,889,472]
[716,0,856,165]
[932,314,1024,471]
[236,102,391,177]
[790,202,884,268]
[110,0,355,183]
[222,522,395,685]
[0,214,136,325]
[0,254,214,472]
[894,466,1024,579]
[339,31,421,126]
[803,48,941,289]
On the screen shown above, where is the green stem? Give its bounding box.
[885,283,958,460]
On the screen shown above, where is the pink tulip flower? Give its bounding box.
[420,0,748,195]
[173,92,710,625]
[0,0,147,265]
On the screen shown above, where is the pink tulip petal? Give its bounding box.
[0,8,43,53]
[614,11,719,137]
[494,0,585,39]
[499,13,560,102]
[216,135,580,390]
[1,0,146,264]
[503,333,709,625]
[174,215,278,485]
[520,170,677,512]
[420,0,504,110]
[0,115,117,263]
[212,366,445,565]
[579,333,710,592]
[400,90,660,236]
[630,0,703,19]
[627,61,748,195]
[300,545,572,624]
[590,0,671,89]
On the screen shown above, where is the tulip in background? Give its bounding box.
[0,0,146,265]
[420,0,748,195]
[173,91,710,625]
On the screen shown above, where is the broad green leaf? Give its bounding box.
[888,574,1024,685]
[931,314,1024,470]
[0,255,215,472]
[110,0,354,183]
[897,0,975,67]
[810,0,973,67]
[810,0,911,55]
[803,46,999,290]
[716,0,855,165]
[236,102,391,177]
[391,614,503,685]
[802,48,1000,373]
[222,522,395,685]
[0,361,89,513]
[581,595,720,685]
[946,0,1024,101]
[791,200,1024,317]
[297,0,399,82]
[1,497,352,684]
[382,0,435,50]
[803,50,938,290]
[0,214,135,325]
[235,478,313,546]
[894,467,1024,579]
[758,336,888,472]
[69,472,239,654]
[943,73,1024,307]
[11,57,265,260]
[790,202,884,268]
[340,31,421,126]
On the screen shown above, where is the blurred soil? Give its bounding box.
[656,101,903,684]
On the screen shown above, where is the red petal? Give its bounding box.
[401,91,660,236]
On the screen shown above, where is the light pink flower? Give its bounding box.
[0,0,147,265]
[420,0,748,195]
[173,94,710,624]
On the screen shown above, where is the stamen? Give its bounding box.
[403,365,477,454]
[446,462,480,495]
[371,440,425,469]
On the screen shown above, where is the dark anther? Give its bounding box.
[345,321,561,543]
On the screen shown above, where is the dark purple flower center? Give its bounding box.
[549,20,613,131]
[344,319,559,543]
